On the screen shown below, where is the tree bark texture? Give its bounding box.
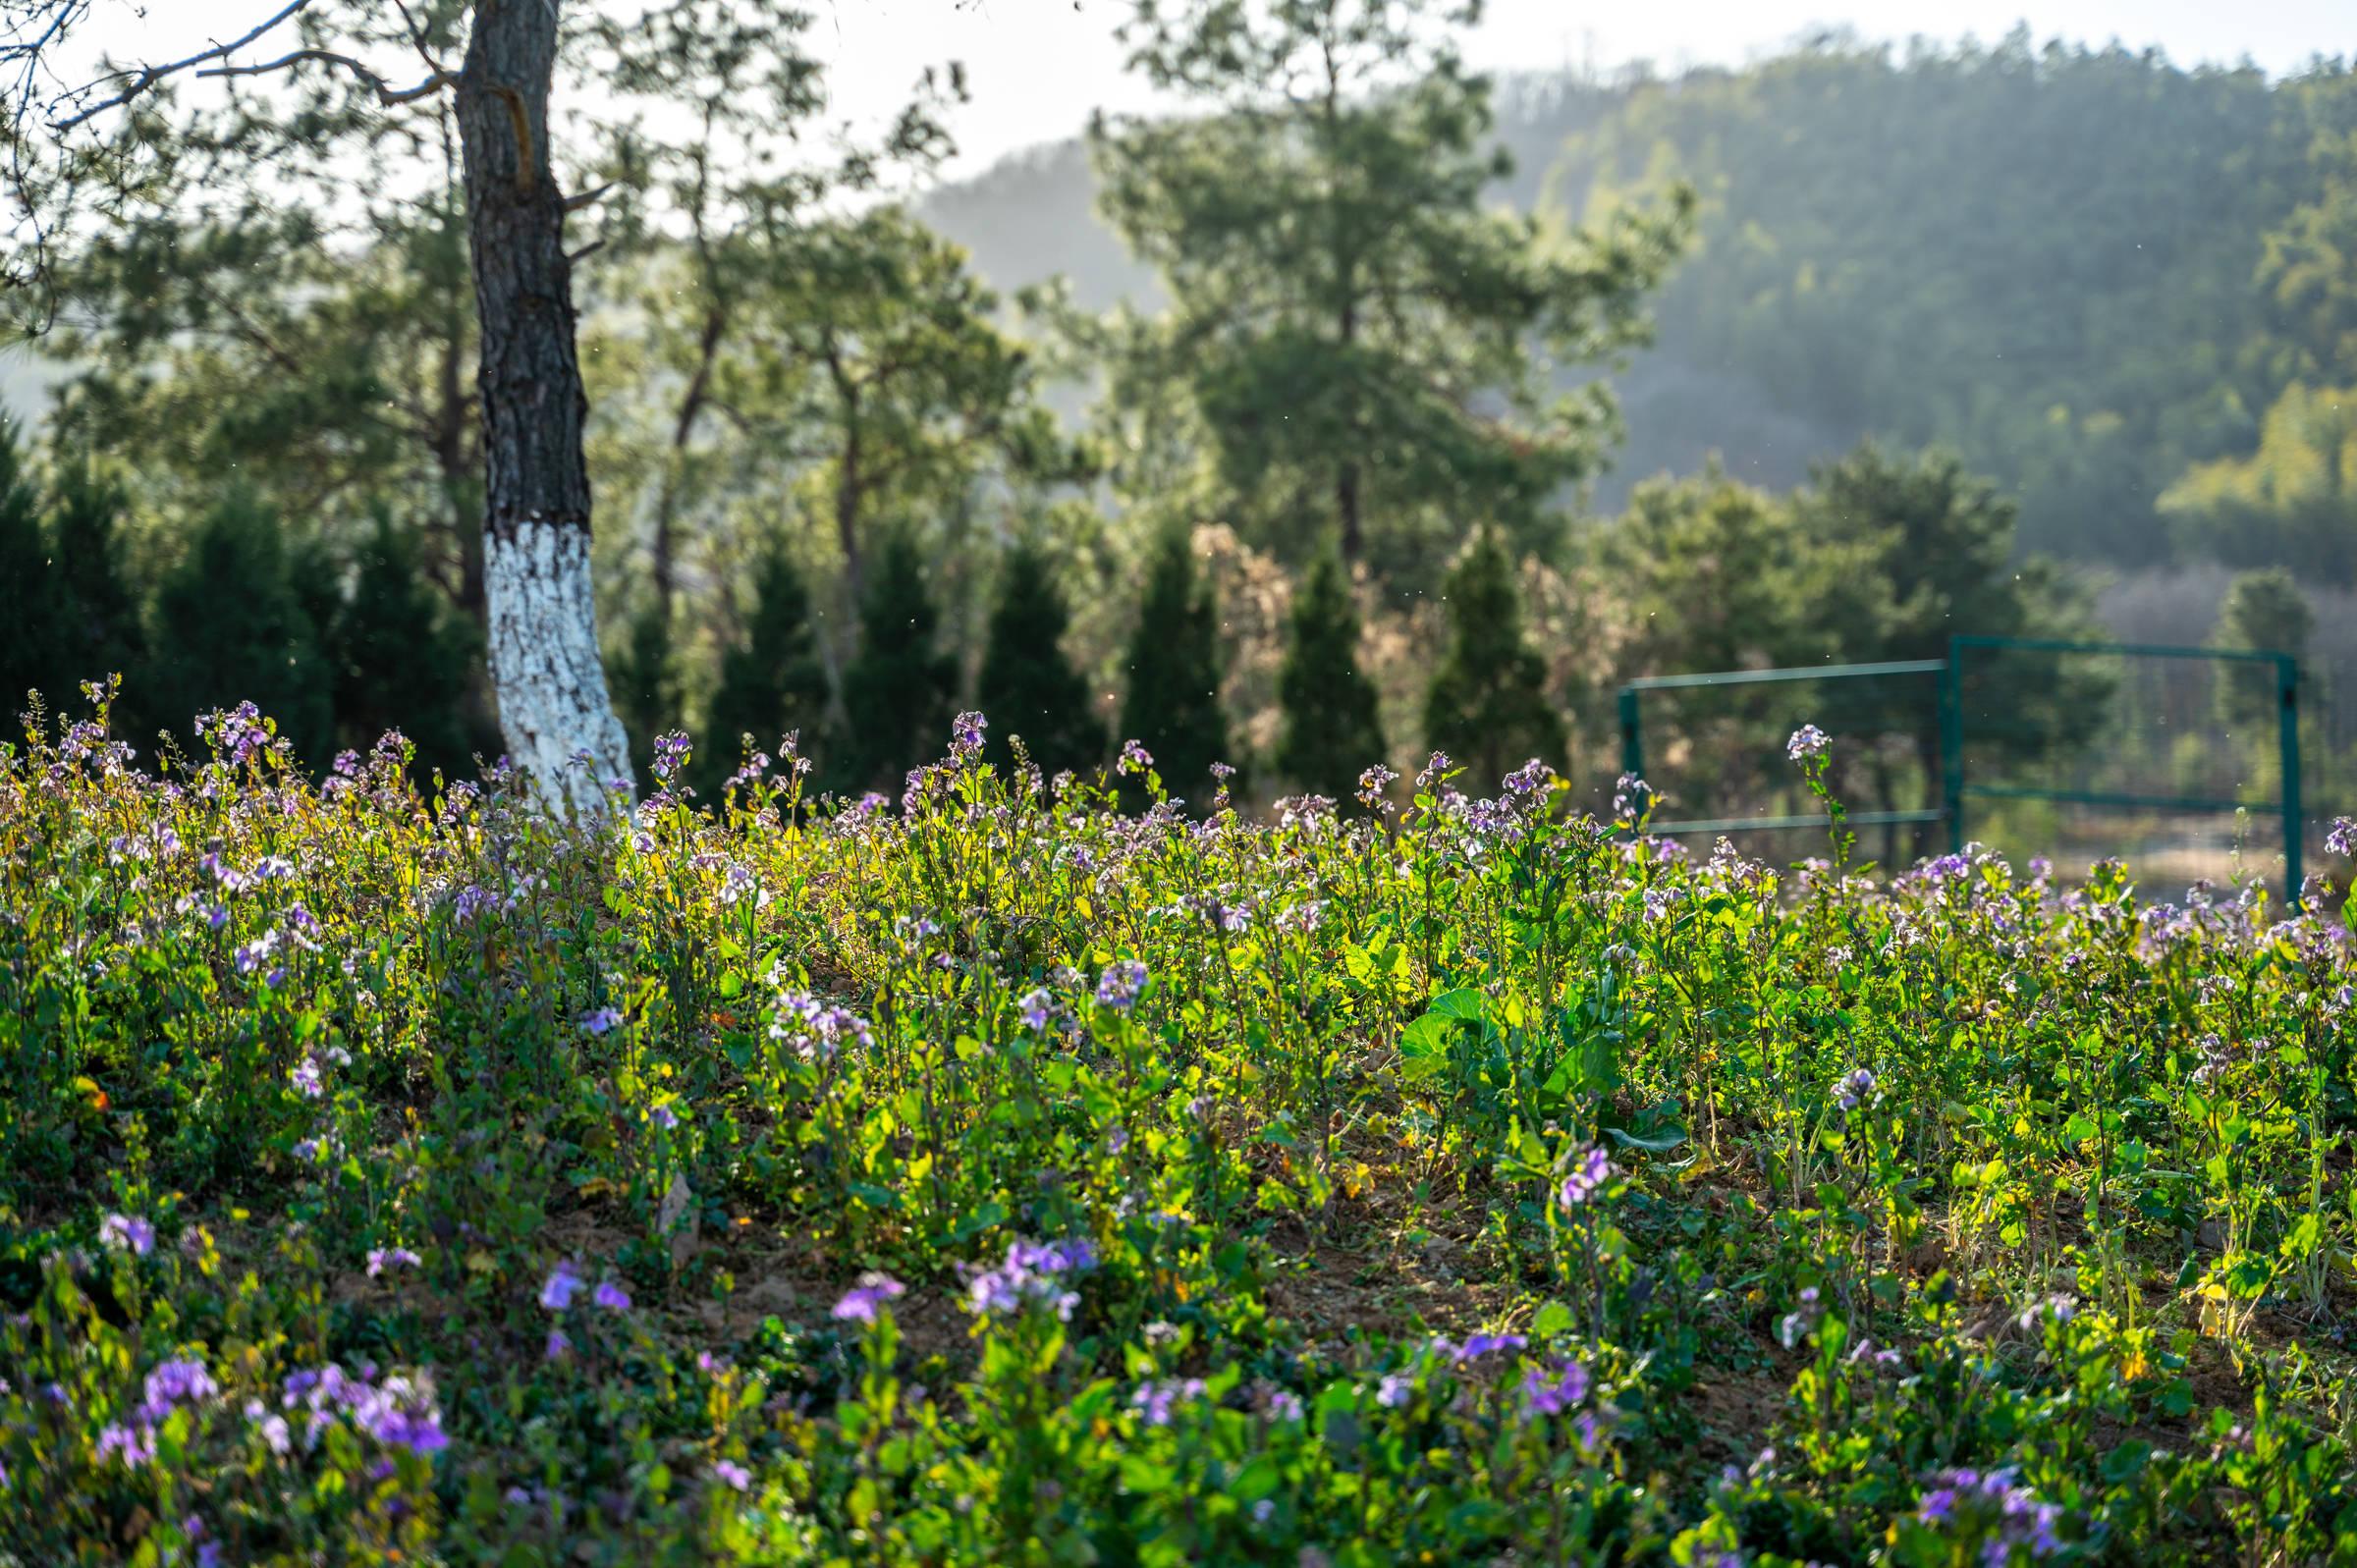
[456,0,631,815]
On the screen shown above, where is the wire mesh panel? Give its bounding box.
[1615,638,2313,901]
[1616,660,1946,871]
[1946,637,2303,900]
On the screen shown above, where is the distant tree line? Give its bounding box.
[1,1,2338,830]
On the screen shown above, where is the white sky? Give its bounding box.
[807,0,2354,179]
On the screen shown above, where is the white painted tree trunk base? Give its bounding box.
[484,515,633,818]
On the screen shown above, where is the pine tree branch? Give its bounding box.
[47,0,315,131]
[196,49,453,106]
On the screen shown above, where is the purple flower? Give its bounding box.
[1129,1378,1207,1426]
[1375,1373,1413,1408]
[1557,1146,1615,1209]
[290,1057,325,1099]
[96,1422,155,1468]
[100,1214,155,1256]
[1836,1066,1876,1110]
[1502,758,1554,796]
[713,1459,752,1491]
[593,1279,631,1312]
[1117,738,1152,774]
[1095,959,1148,1014]
[579,1007,624,1037]
[545,1329,572,1360]
[651,730,692,784]
[963,1238,1093,1320]
[648,1103,680,1131]
[1455,1332,1529,1360]
[2330,817,2355,858]
[951,711,987,758]
[1018,988,1054,1032]
[367,1247,421,1277]
[1520,1360,1591,1417]
[140,1358,220,1421]
[540,1259,584,1311]
[1786,724,1831,763]
[831,1271,906,1325]
[1355,763,1398,807]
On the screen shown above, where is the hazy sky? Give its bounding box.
[807,0,2353,179]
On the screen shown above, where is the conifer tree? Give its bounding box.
[328,514,482,783]
[0,429,146,741]
[145,494,334,767]
[1121,530,1234,809]
[977,543,1105,784]
[839,532,958,791]
[612,602,684,793]
[1423,529,1563,794]
[699,540,832,798]
[2214,567,2313,730]
[0,427,57,731]
[1276,544,1385,804]
[48,462,144,707]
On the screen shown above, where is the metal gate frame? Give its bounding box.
[1616,635,2304,903]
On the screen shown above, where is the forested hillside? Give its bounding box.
[924,34,2357,577]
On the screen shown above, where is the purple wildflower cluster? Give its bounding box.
[2327,816,2354,858]
[96,1354,447,1470]
[951,711,987,759]
[962,1237,1096,1321]
[274,1363,449,1456]
[768,987,876,1061]
[1130,1377,1209,1426]
[1355,763,1397,807]
[1518,1358,1591,1417]
[1786,725,1831,763]
[1117,739,1153,776]
[1914,1467,2068,1560]
[831,1271,906,1325]
[1558,1146,1616,1210]
[99,1213,155,1256]
[1836,1066,1877,1110]
[540,1258,631,1317]
[1094,959,1149,1013]
[650,730,692,784]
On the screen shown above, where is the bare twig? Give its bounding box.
[561,181,615,214]
[47,0,314,131]
[195,49,452,106]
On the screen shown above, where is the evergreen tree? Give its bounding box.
[328,514,483,783]
[611,602,684,794]
[976,543,1105,784]
[1276,545,1385,804]
[47,461,143,707]
[839,532,958,792]
[699,540,832,799]
[1121,530,1234,809]
[1091,0,1688,589]
[2215,567,2313,730]
[1423,530,1563,794]
[144,495,334,767]
[0,426,58,733]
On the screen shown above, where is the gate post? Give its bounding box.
[2278,654,2303,909]
[1941,642,1964,855]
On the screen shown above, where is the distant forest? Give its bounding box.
[4,18,2354,845]
[924,31,2357,579]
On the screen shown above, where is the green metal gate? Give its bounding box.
[1616,634,2305,903]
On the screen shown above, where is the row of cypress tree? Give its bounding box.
[0,428,484,778]
[695,523,1566,809]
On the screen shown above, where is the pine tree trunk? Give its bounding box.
[456,0,631,814]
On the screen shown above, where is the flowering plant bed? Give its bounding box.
[3,691,2355,1564]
